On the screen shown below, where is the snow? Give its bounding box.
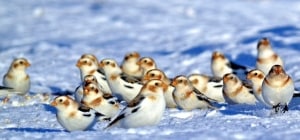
[1,0,300,139]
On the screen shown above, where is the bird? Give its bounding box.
[81,82,121,121]
[3,58,31,95]
[262,65,294,113]
[211,51,249,80]
[142,69,177,108]
[171,75,216,111]
[246,69,268,105]
[105,79,167,129]
[256,38,284,75]
[120,51,143,78]
[74,75,102,103]
[137,57,157,77]
[188,74,225,103]
[76,56,112,94]
[51,95,102,132]
[222,73,257,105]
[99,58,143,102]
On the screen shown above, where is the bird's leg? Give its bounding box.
[281,104,289,113]
[272,103,280,113]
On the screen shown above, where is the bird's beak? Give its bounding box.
[162,82,168,92]
[171,80,177,87]
[274,68,282,74]
[142,75,150,82]
[76,60,82,67]
[223,76,229,83]
[25,61,31,67]
[83,87,89,95]
[246,73,251,80]
[136,61,141,66]
[50,101,57,106]
[260,38,269,46]
[99,62,104,68]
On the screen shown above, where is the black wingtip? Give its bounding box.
[293,93,300,98]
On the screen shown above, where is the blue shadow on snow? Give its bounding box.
[5,127,64,133]
[240,25,300,51]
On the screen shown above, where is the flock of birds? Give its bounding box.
[0,37,298,132]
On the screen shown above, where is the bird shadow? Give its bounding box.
[48,86,73,96]
[218,103,268,117]
[42,103,57,114]
[232,53,256,68]
[5,127,64,133]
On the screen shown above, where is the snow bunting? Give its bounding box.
[74,75,100,103]
[142,69,177,108]
[51,95,101,131]
[121,51,143,78]
[222,73,257,105]
[99,58,143,102]
[188,74,225,103]
[82,82,120,121]
[246,69,267,105]
[76,56,111,94]
[3,58,31,95]
[262,65,294,113]
[211,51,248,80]
[256,38,284,75]
[106,79,167,128]
[171,75,216,111]
[137,57,157,77]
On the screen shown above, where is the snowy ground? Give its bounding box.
[1,0,300,139]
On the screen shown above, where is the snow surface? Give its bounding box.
[1,0,300,139]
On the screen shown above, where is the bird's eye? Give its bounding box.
[179,80,183,83]
[155,82,159,86]
[151,73,155,77]
[19,61,24,64]
[254,73,258,76]
[59,99,63,103]
[106,61,110,65]
[144,60,147,63]
[83,60,88,64]
[230,76,234,80]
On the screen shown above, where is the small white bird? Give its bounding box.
[51,95,101,132]
[211,51,248,80]
[3,58,31,95]
[82,82,121,121]
[171,75,216,111]
[222,73,257,105]
[188,74,225,103]
[76,56,111,94]
[106,79,167,129]
[99,58,143,102]
[74,75,101,103]
[262,65,294,113]
[256,38,284,75]
[121,51,143,78]
[137,57,157,77]
[142,69,177,108]
[246,69,267,105]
